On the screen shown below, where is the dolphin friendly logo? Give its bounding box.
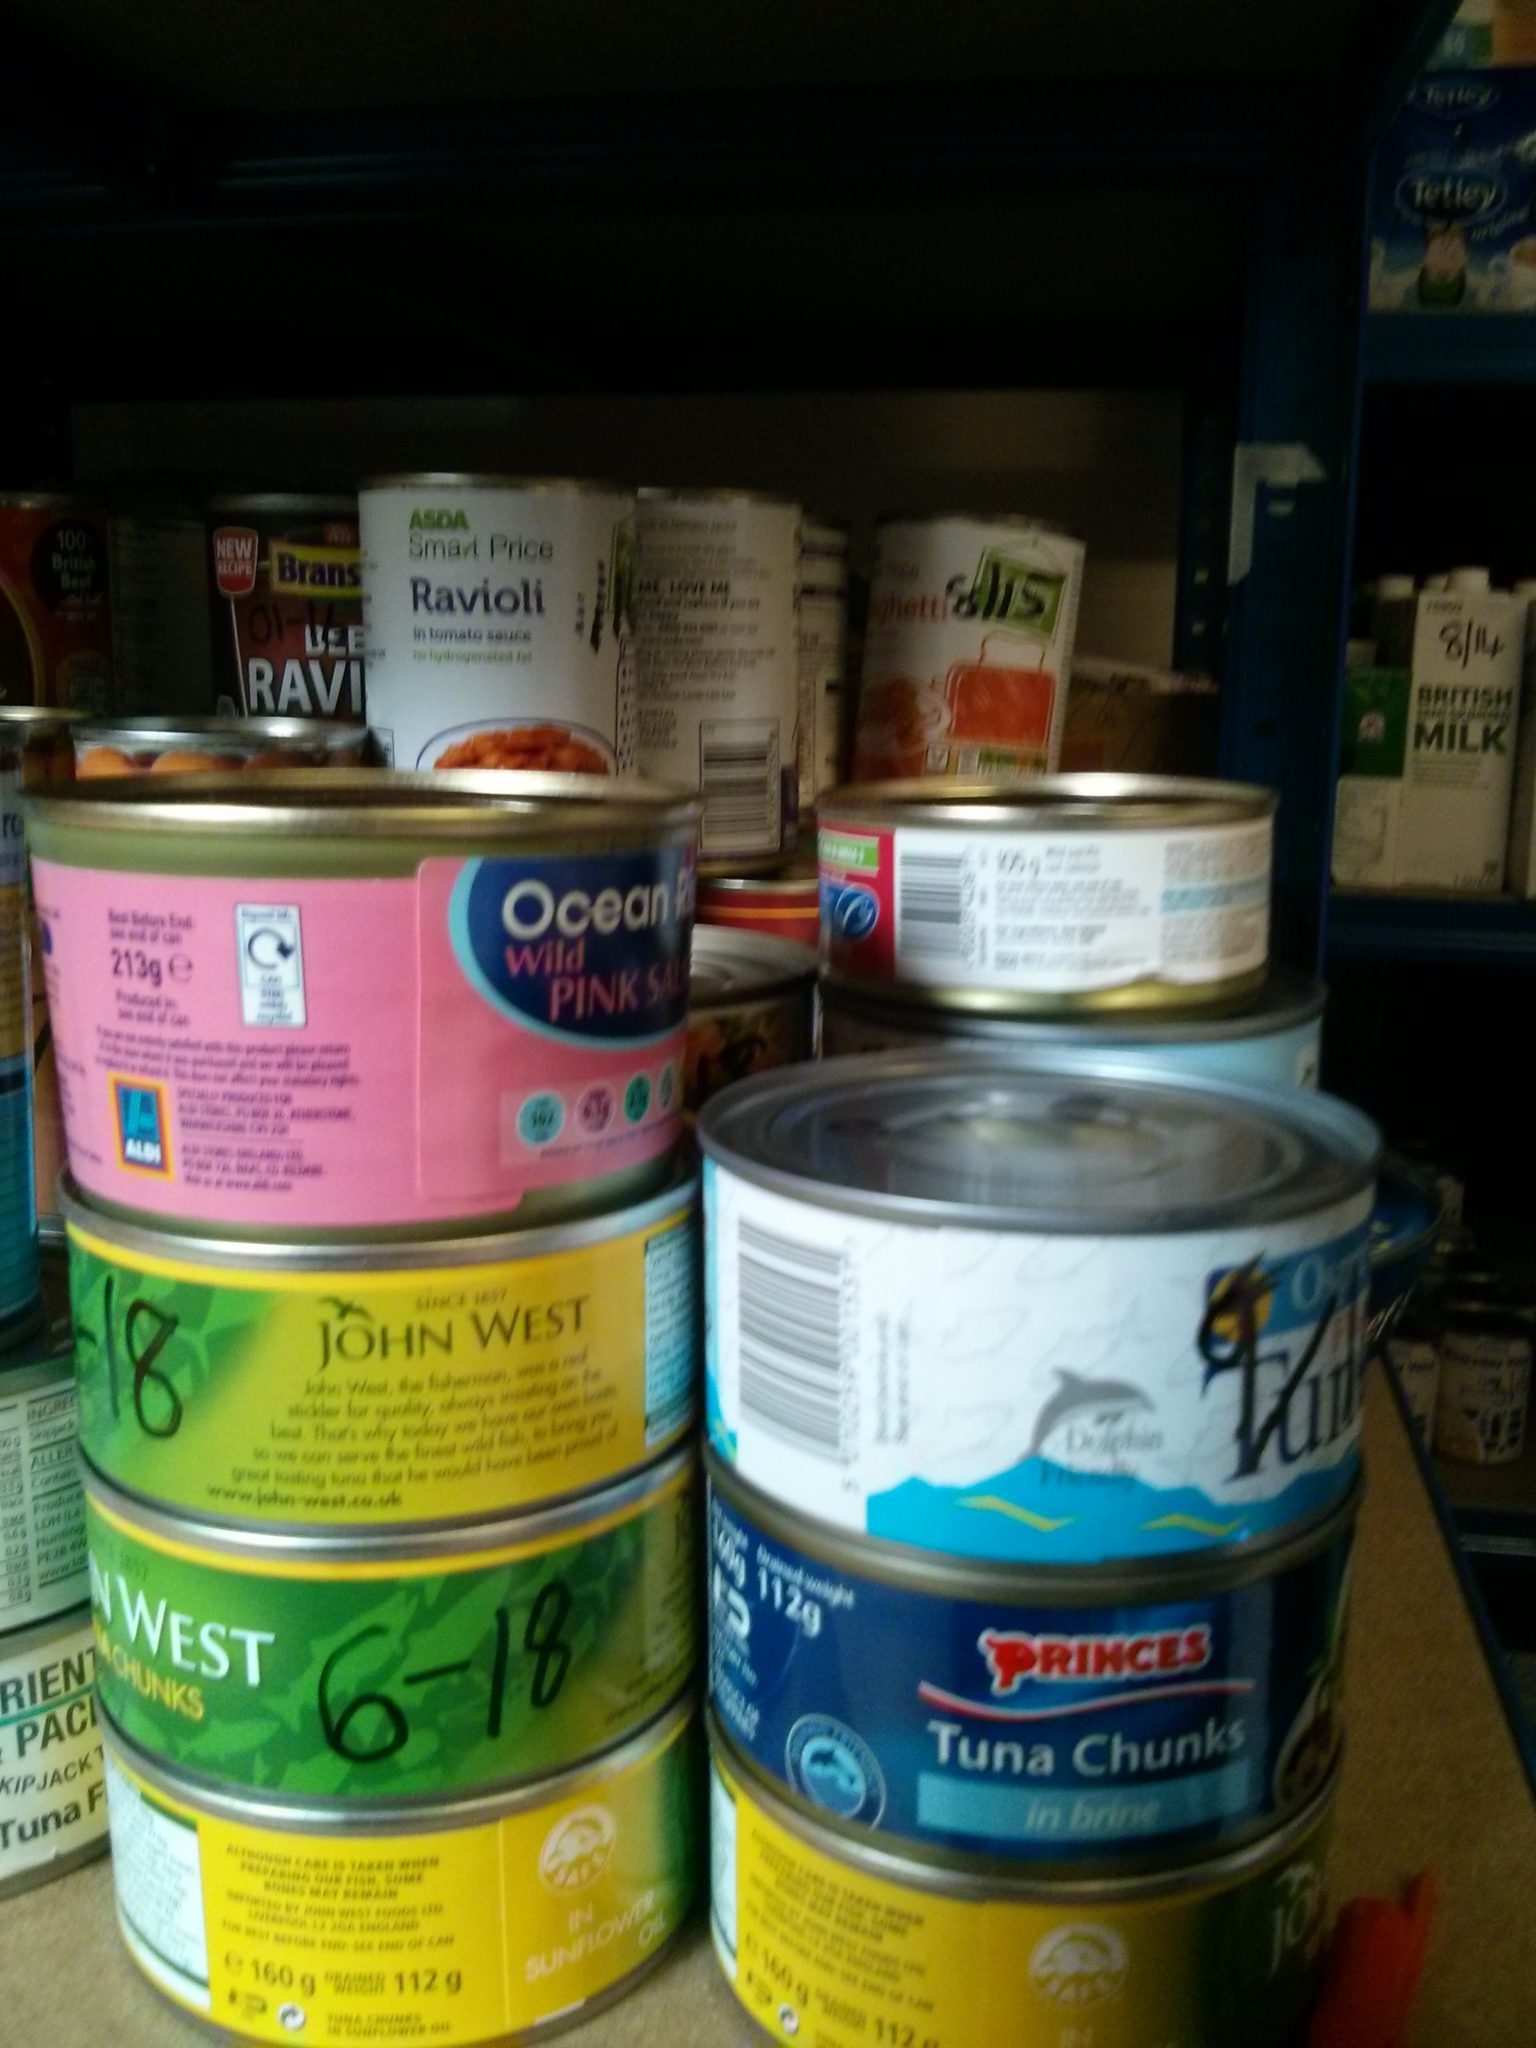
[1025,1370,1154,1458]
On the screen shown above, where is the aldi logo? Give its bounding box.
[111,1076,172,1175]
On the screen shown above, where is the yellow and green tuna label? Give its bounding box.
[67,1196,698,1526]
[105,1707,697,2045]
[86,1461,696,1800]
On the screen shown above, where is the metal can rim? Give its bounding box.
[0,1599,94,1667]
[873,510,1083,545]
[690,927,819,1007]
[0,491,99,512]
[75,716,365,750]
[819,773,1276,831]
[359,472,631,497]
[0,706,88,734]
[637,487,800,509]
[818,967,1327,1042]
[205,493,358,518]
[697,869,819,897]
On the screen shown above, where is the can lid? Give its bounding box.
[206,493,357,518]
[0,705,87,735]
[699,1052,1378,1232]
[874,510,1082,544]
[819,773,1276,831]
[0,491,96,511]
[358,473,630,497]
[638,487,800,510]
[689,926,818,1006]
[75,715,364,750]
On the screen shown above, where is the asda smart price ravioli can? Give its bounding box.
[62,1170,699,1529]
[708,1460,1352,1874]
[0,1604,107,1899]
[701,1054,1377,1566]
[0,1295,89,1633]
[709,1732,1333,2048]
[103,1695,697,2046]
[84,1445,696,1800]
[26,772,697,1238]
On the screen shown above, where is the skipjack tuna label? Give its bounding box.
[708,1479,1350,1868]
[710,1745,1332,2048]
[0,500,113,712]
[0,1358,89,1632]
[706,1163,1370,1563]
[65,1183,699,1527]
[209,508,364,722]
[31,843,694,1232]
[104,1704,697,2046]
[819,813,1273,998]
[85,1454,697,1799]
[0,1614,106,1891]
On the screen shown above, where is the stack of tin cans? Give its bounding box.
[24,769,706,2043]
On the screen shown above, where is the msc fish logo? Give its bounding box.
[110,1075,172,1176]
[1025,1370,1154,1458]
[1028,1923,1129,2008]
[538,1804,617,1893]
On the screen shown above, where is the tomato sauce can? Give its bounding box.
[708,1459,1352,1873]
[709,1731,1334,2048]
[74,714,367,779]
[686,927,817,1112]
[360,474,637,773]
[103,1694,697,2044]
[700,1053,1377,1565]
[207,494,364,723]
[0,1604,107,1899]
[0,1269,88,1633]
[820,776,1276,1014]
[62,1170,698,1529]
[26,772,697,1238]
[84,1444,696,1800]
[852,514,1083,783]
[0,493,113,713]
[696,864,821,948]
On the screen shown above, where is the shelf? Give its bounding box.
[1439,1440,1536,1553]
[1326,890,1536,963]
[1364,313,1536,385]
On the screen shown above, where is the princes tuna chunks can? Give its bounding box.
[0,493,113,713]
[103,1695,697,2045]
[0,1605,107,1898]
[207,494,364,722]
[25,772,697,1238]
[700,1054,1377,1565]
[361,474,636,773]
[708,1460,1352,1872]
[852,514,1083,783]
[709,1733,1334,2048]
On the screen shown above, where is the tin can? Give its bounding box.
[207,494,364,722]
[0,1273,88,1633]
[103,1695,697,2045]
[701,1054,1377,1565]
[708,1458,1352,1873]
[797,519,850,812]
[686,927,817,1112]
[1433,1291,1533,1465]
[63,1170,699,1529]
[107,491,210,715]
[635,491,800,865]
[709,1732,1333,2048]
[0,1604,107,1899]
[696,864,820,947]
[1384,1325,1439,1447]
[820,968,1325,1089]
[819,776,1276,1014]
[26,771,697,1238]
[852,514,1084,783]
[0,493,113,713]
[0,722,39,1333]
[360,474,636,772]
[74,714,367,778]
[85,1444,696,1800]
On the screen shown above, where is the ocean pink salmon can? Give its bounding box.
[24,771,699,1239]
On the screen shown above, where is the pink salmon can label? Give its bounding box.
[32,844,694,1233]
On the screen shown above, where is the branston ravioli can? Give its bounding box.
[819,775,1276,1014]
[700,1054,1377,1566]
[0,492,113,712]
[84,1444,696,1802]
[709,1731,1333,2048]
[62,1170,699,1529]
[103,1695,697,2046]
[0,1290,89,1633]
[686,927,817,1112]
[26,772,697,1238]
[207,493,364,723]
[0,1604,107,1899]
[73,714,366,778]
[708,1459,1352,1873]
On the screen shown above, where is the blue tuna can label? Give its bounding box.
[709,1468,1353,1871]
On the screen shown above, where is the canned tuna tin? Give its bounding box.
[85,1445,695,1799]
[820,776,1276,1013]
[361,474,636,773]
[0,1290,88,1633]
[0,492,113,712]
[0,1604,107,1899]
[710,1734,1333,2048]
[852,514,1084,783]
[74,714,366,778]
[820,968,1325,1090]
[27,772,697,1237]
[709,1460,1352,1872]
[686,927,817,1112]
[208,493,364,722]
[636,491,800,866]
[696,863,820,947]
[701,1055,1377,1564]
[0,726,39,1332]
[104,1696,697,2046]
[1433,1291,1533,1465]
[63,1171,698,1528]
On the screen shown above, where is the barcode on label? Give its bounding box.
[736,1217,849,1459]
[896,849,967,959]
[699,718,779,854]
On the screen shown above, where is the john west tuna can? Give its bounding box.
[636,491,800,866]
[709,1460,1352,1872]
[686,927,817,1112]
[26,772,697,1238]
[700,1054,1377,1565]
[62,1171,698,1528]
[208,494,364,722]
[852,514,1083,782]
[361,475,636,773]
[103,1696,697,2044]
[710,1733,1333,2048]
[0,1605,106,1897]
[820,775,1276,1014]
[0,492,113,712]
[84,1445,695,1799]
